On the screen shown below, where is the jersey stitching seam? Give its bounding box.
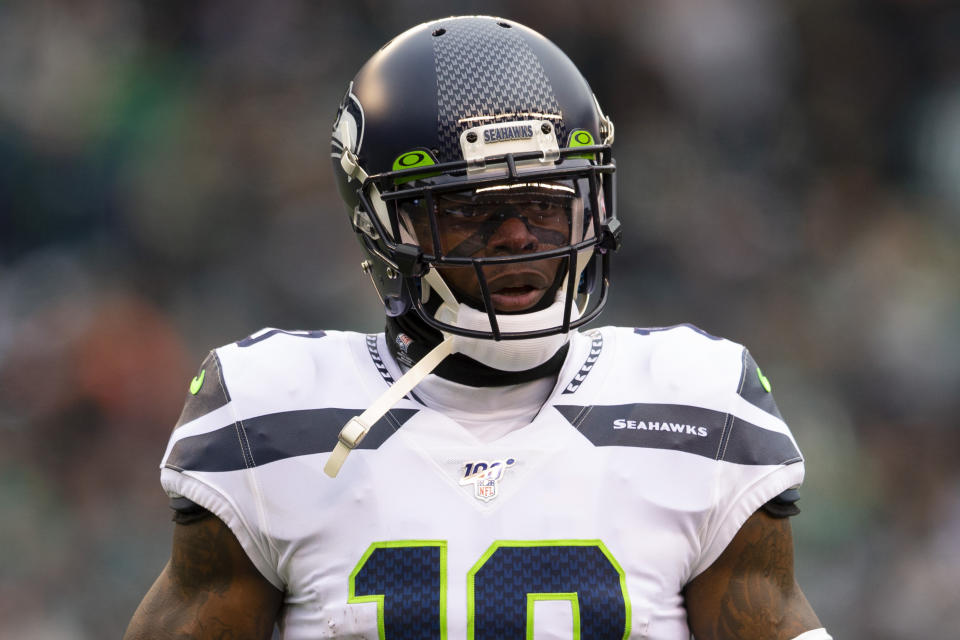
[238,419,256,467]
[229,416,248,468]
[715,412,734,461]
[724,349,751,460]
[382,409,402,432]
[212,346,283,572]
[717,348,749,461]
[573,404,593,428]
[213,352,255,469]
[720,417,738,461]
[212,351,232,402]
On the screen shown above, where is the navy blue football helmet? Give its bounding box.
[331,16,619,340]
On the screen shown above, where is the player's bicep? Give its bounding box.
[684,509,821,640]
[124,513,282,640]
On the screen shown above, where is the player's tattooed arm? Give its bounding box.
[123,513,282,640]
[683,509,822,640]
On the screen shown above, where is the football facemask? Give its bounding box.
[352,146,619,341]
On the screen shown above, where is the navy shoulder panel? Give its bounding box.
[738,349,783,419]
[174,351,231,428]
[165,407,419,473]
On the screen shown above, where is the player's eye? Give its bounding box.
[438,198,496,221]
[444,206,486,219]
[521,199,567,222]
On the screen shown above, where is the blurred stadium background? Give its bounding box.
[1,0,958,638]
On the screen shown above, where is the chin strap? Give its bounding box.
[325,261,576,476]
[324,335,455,477]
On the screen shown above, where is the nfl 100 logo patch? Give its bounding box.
[459,458,516,502]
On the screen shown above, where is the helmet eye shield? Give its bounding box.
[399,180,593,259]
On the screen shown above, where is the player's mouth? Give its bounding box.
[487,272,551,312]
[489,285,545,311]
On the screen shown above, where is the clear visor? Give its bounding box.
[397,177,602,259]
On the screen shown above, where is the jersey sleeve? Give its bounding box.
[159,349,283,590]
[689,348,805,579]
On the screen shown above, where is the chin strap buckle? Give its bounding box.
[338,417,369,449]
[324,417,369,477]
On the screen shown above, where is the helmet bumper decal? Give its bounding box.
[459,119,560,174]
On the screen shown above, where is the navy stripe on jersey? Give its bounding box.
[175,351,231,428]
[738,350,783,420]
[555,403,801,466]
[237,329,327,348]
[367,334,395,385]
[634,324,723,341]
[562,332,603,394]
[166,408,419,472]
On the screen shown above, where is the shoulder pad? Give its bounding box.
[637,324,743,397]
[214,328,338,413]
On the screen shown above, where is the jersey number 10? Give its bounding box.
[350,540,631,639]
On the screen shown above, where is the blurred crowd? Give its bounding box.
[1,0,958,638]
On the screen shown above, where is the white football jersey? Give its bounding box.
[160,324,804,639]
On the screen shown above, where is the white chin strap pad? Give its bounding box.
[434,294,579,372]
[791,629,832,640]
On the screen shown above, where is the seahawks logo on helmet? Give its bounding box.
[331,82,365,163]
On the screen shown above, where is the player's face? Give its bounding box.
[403,183,581,313]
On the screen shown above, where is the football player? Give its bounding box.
[125,16,830,640]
